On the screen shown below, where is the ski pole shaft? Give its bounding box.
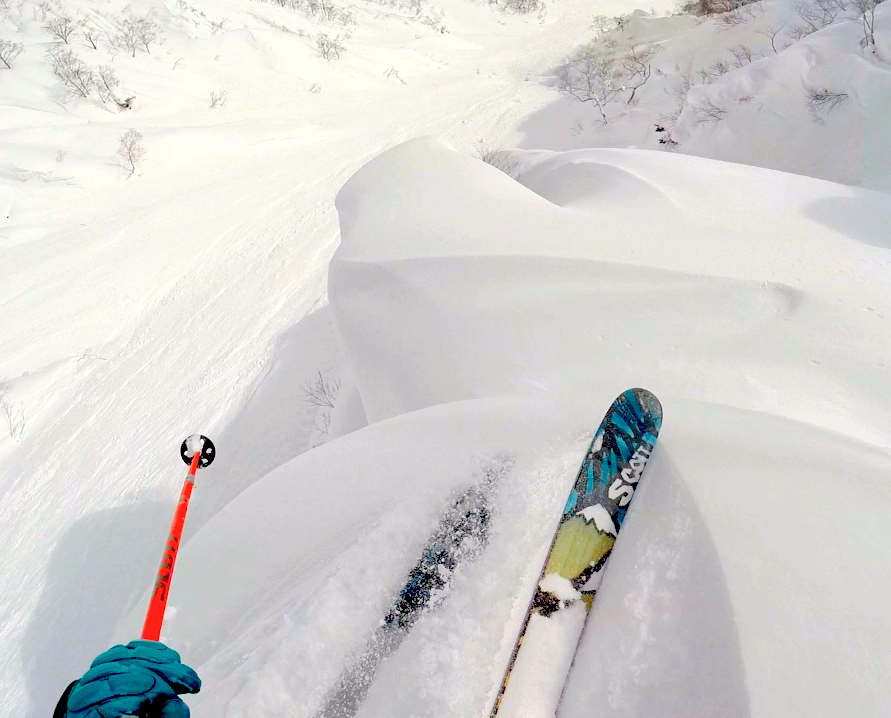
[141,450,201,641]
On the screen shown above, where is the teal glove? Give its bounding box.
[63,640,201,718]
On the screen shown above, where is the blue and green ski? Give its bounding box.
[490,388,662,718]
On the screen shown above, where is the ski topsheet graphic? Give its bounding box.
[489,389,662,718]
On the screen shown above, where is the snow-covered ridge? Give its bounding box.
[109,137,891,717]
[2,0,890,714]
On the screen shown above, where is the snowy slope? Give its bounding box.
[514,2,891,191]
[1,0,623,714]
[3,0,891,716]
[111,138,891,718]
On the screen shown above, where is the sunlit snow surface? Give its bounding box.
[116,138,891,717]
[2,1,890,709]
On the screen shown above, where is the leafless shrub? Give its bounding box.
[209,89,228,107]
[44,13,79,44]
[728,44,754,67]
[621,43,658,104]
[210,18,229,33]
[316,32,344,60]
[47,46,95,98]
[118,129,146,177]
[0,39,23,68]
[115,18,140,56]
[303,371,341,409]
[757,23,787,53]
[591,14,617,32]
[309,82,322,93]
[82,23,100,49]
[788,0,848,40]
[684,0,731,14]
[34,2,51,21]
[503,0,544,13]
[419,12,446,32]
[95,65,120,103]
[806,87,848,119]
[695,96,727,124]
[56,148,66,162]
[717,9,749,25]
[384,67,406,84]
[337,7,357,25]
[698,58,731,83]
[473,140,526,180]
[319,0,338,20]
[1,397,25,440]
[134,13,162,53]
[558,45,624,124]
[116,13,163,56]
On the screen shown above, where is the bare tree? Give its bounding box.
[806,87,848,120]
[558,45,624,124]
[591,14,616,32]
[0,39,23,68]
[95,65,119,103]
[133,13,162,53]
[694,96,727,124]
[316,32,344,60]
[47,46,95,98]
[302,371,341,409]
[209,89,228,107]
[82,23,101,49]
[319,0,339,21]
[728,44,754,67]
[857,0,882,50]
[118,129,146,177]
[698,58,731,83]
[43,14,79,44]
[621,43,658,104]
[788,0,847,40]
[116,14,162,56]
[115,18,140,57]
[757,22,787,53]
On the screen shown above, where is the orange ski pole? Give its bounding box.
[141,434,216,641]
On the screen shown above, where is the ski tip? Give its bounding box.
[180,435,216,468]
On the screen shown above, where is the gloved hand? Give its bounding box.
[61,640,201,718]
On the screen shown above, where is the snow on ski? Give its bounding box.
[489,389,662,718]
[317,458,512,718]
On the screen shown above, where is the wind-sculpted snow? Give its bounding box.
[115,139,891,717]
[330,139,891,441]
